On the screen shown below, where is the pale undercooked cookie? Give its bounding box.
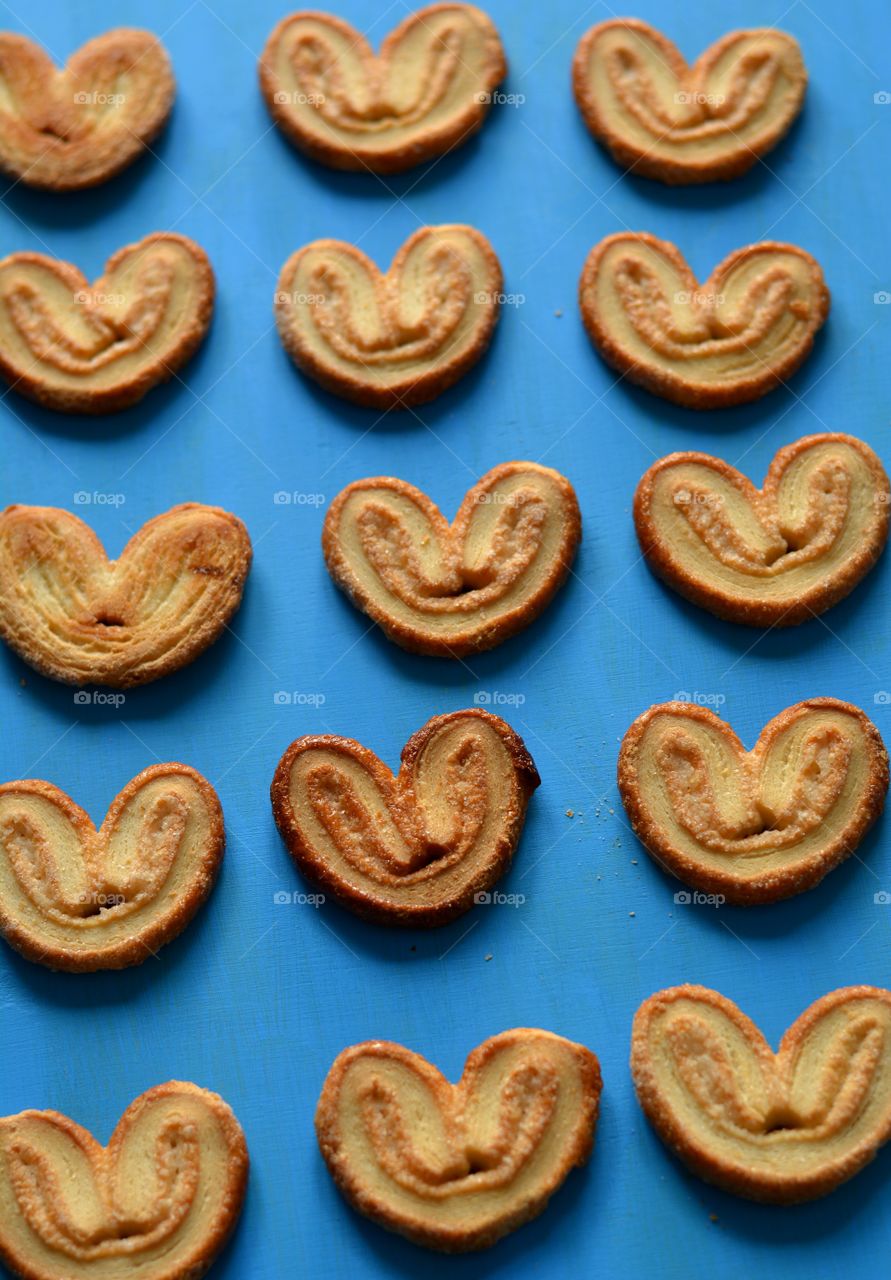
[0,763,223,971]
[316,1028,600,1250]
[0,233,214,413]
[632,985,891,1202]
[634,433,890,626]
[259,5,506,173]
[572,21,806,184]
[323,461,581,656]
[579,232,829,408]
[0,502,252,688]
[275,224,502,409]
[271,709,539,926]
[618,699,888,905]
[0,28,174,191]
[0,1081,248,1279]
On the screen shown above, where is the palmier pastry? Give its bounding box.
[271,709,539,926]
[0,28,174,191]
[316,1028,600,1250]
[275,224,501,409]
[0,502,252,688]
[0,233,214,413]
[618,699,888,905]
[572,22,806,184]
[259,5,506,173]
[634,434,890,626]
[0,764,223,971]
[322,461,580,656]
[0,1081,248,1279]
[579,232,829,409]
[632,985,891,1202]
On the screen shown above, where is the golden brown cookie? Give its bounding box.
[316,1028,600,1250]
[618,699,888,905]
[0,764,223,971]
[632,985,891,1203]
[259,5,506,173]
[579,232,829,409]
[271,709,539,926]
[0,1081,248,1279]
[572,21,806,184]
[0,502,252,688]
[0,233,214,414]
[0,28,174,191]
[634,433,890,626]
[323,461,580,656]
[275,224,501,409]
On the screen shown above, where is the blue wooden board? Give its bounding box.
[1,0,890,1275]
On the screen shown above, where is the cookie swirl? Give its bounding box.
[579,232,829,408]
[0,764,223,971]
[322,461,580,656]
[316,1029,600,1250]
[0,28,174,191]
[0,502,252,688]
[271,709,539,926]
[634,434,889,626]
[573,21,806,183]
[0,1082,248,1279]
[276,224,502,408]
[0,234,214,414]
[618,699,889,905]
[260,5,506,173]
[632,986,891,1202]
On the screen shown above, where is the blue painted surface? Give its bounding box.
[0,0,890,1274]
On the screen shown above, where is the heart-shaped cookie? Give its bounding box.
[0,1081,248,1279]
[632,985,891,1202]
[259,5,506,173]
[0,763,223,971]
[573,21,806,184]
[0,233,214,414]
[0,28,174,191]
[323,461,580,656]
[271,709,539,926]
[635,434,890,626]
[579,232,829,408]
[316,1028,600,1251]
[0,502,252,688]
[275,224,502,409]
[618,699,889,905]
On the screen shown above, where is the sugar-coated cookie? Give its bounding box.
[632,985,891,1202]
[0,764,223,971]
[0,233,214,413]
[260,5,506,173]
[0,28,174,191]
[618,699,888,905]
[322,461,581,656]
[316,1028,600,1250]
[579,232,829,408]
[272,709,539,926]
[0,1082,248,1279]
[0,503,251,688]
[634,434,890,626]
[573,21,806,184]
[275,224,501,409]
